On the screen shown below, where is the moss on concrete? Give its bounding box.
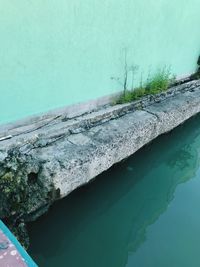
[0,148,59,247]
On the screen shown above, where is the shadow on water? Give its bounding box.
[28,114,200,267]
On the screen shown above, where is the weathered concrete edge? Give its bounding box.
[0,75,196,135]
[1,79,199,141]
[54,88,200,198]
[0,79,200,224]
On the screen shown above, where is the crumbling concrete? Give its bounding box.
[0,79,200,226]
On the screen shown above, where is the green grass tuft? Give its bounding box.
[116,67,175,104]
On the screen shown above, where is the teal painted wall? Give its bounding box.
[0,0,200,124]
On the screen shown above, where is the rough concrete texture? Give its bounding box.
[0,79,200,223]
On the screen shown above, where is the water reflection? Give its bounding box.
[28,115,200,267]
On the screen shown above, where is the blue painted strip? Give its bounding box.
[0,220,38,267]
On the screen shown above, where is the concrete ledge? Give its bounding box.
[0,79,200,222]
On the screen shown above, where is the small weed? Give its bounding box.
[131,87,146,100]
[116,67,174,104]
[146,67,173,94]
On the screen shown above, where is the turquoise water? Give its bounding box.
[28,114,200,267]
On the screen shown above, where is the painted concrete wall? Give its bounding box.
[0,0,200,125]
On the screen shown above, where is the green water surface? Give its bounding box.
[28,114,200,267]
